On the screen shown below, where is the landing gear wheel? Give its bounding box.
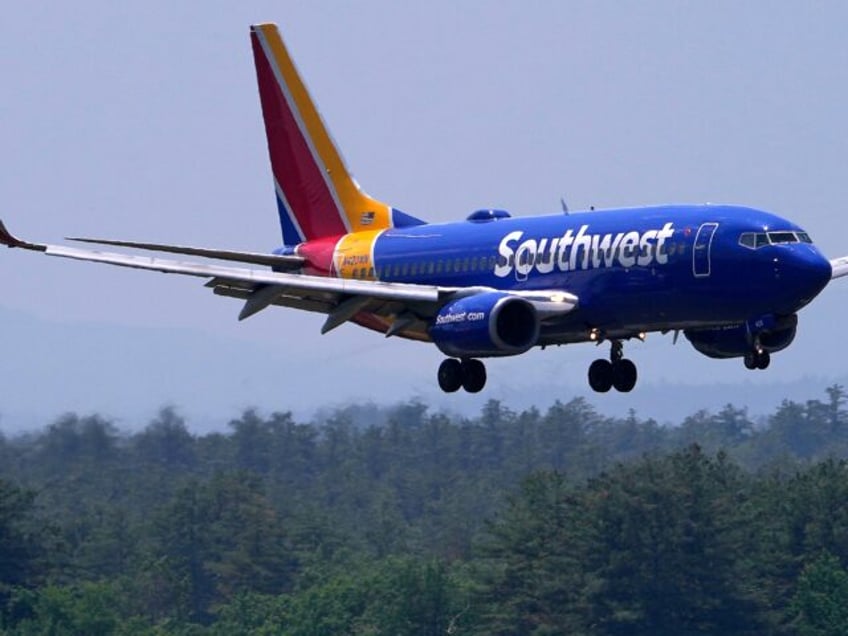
[743,351,771,370]
[613,359,638,392]
[438,358,463,393]
[588,359,613,393]
[461,358,487,393]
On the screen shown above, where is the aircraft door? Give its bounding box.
[692,222,719,277]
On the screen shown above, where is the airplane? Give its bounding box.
[1,23,845,395]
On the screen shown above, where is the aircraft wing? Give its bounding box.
[0,221,578,336]
[65,236,306,270]
[831,256,848,279]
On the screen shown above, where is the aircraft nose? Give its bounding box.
[781,246,831,307]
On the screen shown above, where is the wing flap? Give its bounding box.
[211,284,334,314]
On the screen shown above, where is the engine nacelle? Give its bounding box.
[684,314,798,359]
[430,292,540,358]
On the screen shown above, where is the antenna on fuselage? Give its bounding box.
[560,197,569,215]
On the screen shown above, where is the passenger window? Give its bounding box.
[436,260,444,273]
[428,262,435,274]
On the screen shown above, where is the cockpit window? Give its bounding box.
[739,233,756,249]
[768,231,799,244]
[740,230,813,249]
[739,232,771,249]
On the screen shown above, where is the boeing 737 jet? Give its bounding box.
[2,23,846,394]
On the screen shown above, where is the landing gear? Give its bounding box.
[588,359,613,393]
[743,350,770,370]
[588,340,638,393]
[438,359,462,393]
[461,359,487,393]
[438,358,487,393]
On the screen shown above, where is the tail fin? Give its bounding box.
[250,24,424,245]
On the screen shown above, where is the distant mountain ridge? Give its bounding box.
[0,305,842,432]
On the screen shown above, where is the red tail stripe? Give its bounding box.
[251,33,348,240]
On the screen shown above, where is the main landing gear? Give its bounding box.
[588,340,638,393]
[438,358,487,393]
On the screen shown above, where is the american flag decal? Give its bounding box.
[360,211,376,225]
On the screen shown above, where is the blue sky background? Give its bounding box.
[2,2,847,428]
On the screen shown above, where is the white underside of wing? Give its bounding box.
[42,245,580,314]
[44,244,441,303]
[830,256,848,279]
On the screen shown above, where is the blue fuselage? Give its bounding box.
[370,204,831,344]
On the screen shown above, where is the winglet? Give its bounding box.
[0,220,46,251]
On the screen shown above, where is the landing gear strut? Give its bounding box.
[438,358,487,393]
[588,340,638,393]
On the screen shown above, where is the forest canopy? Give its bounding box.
[2,387,848,634]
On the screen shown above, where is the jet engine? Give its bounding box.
[684,314,798,359]
[429,292,539,358]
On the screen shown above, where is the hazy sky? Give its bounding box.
[2,2,848,426]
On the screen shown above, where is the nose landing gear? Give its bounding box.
[743,334,772,371]
[743,350,770,370]
[438,358,487,393]
[588,340,638,393]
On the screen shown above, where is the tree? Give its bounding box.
[790,553,848,636]
[149,472,296,624]
[584,447,764,635]
[477,471,594,634]
[133,407,196,472]
[0,479,54,630]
